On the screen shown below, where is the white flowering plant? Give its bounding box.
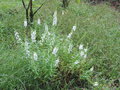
[2,1,119,89]
[12,19,94,88]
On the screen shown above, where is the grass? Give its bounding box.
[0,0,120,89]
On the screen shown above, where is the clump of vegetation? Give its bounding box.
[0,0,120,89]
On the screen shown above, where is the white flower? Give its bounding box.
[41,33,46,42]
[24,20,27,27]
[33,52,38,61]
[84,48,88,52]
[50,36,55,45]
[90,66,94,72]
[52,47,58,55]
[47,31,50,36]
[25,40,29,50]
[44,23,48,32]
[53,11,57,26]
[60,38,63,41]
[55,58,60,67]
[14,31,22,43]
[37,18,41,25]
[80,51,84,57]
[72,25,77,31]
[74,60,79,64]
[79,44,84,50]
[68,44,73,53]
[44,23,51,35]
[26,50,30,57]
[93,82,99,86]
[62,10,64,15]
[67,32,73,39]
[31,30,36,43]
[39,40,43,45]
[83,54,87,59]
[32,0,35,1]
[25,40,30,57]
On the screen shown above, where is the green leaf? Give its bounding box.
[76,0,80,4]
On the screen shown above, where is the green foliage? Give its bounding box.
[76,0,81,3]
[0,0,120,89]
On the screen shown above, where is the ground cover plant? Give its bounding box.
[0,0,120,89]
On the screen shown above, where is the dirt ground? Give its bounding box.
[89,0,120,11]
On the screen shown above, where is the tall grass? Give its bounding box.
[0,0,120,89]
